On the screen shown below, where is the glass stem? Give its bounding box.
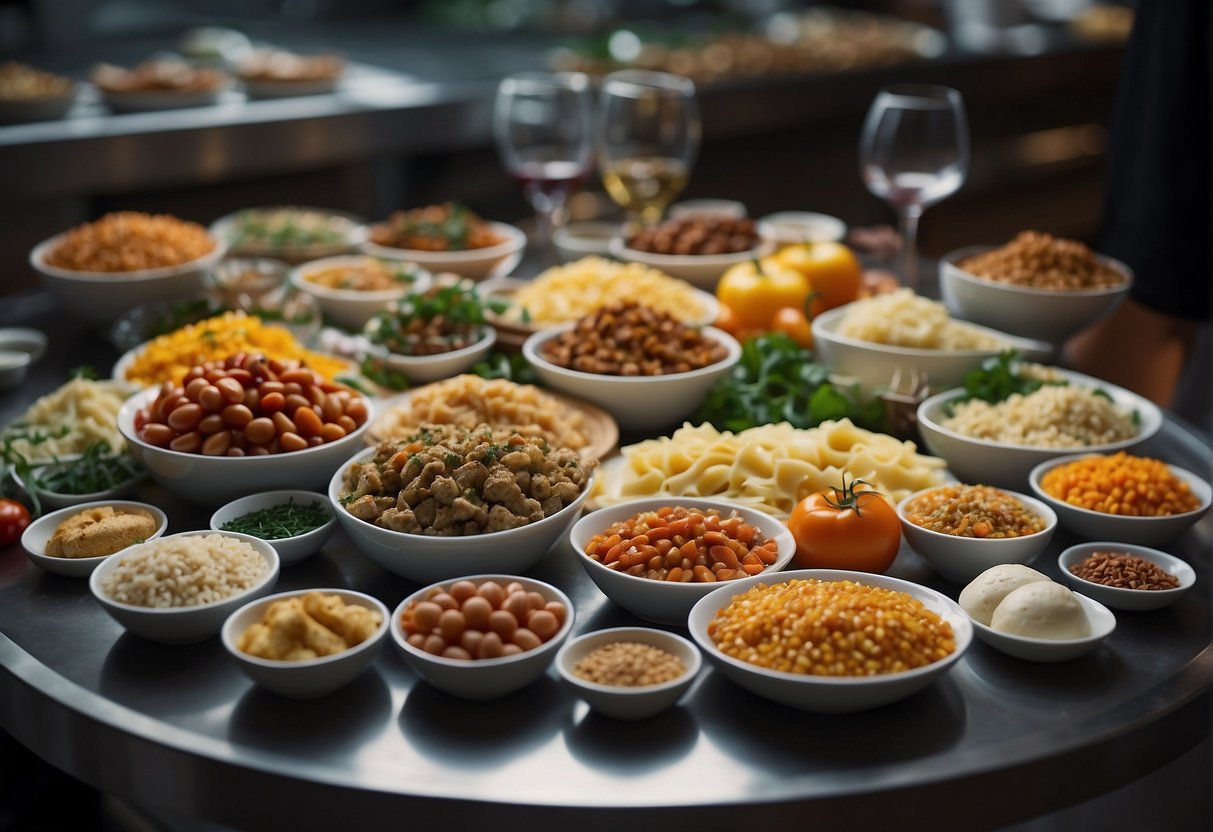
[898,206,922,292]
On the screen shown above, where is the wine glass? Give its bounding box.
[597,70,701,225]
[493,72,593,255]
[860,84,969,292]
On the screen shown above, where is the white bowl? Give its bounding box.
[687,569,972,713]
[29,232,227,330]
[117,386,374,506]
[1057,542,1196,612]
[360,221,526,282]
[328,446,594,584]
[555,627,701,720]
[608,228,776,291]
[88,530,280,644]
[221,588,389,698]
[811,303,1052,395]
[896,487,1057,583]
[99,86,230,112]
[0,327,48,390]
[915,368,1164,490]
[1028,454,1211,546]
[290,255,431,331]
[567,497,796,625]
[12,456,146,511]
[0,90,75,123]
[209,207,364,264]
[21,500,169,578]
[760,211,847,245]
[669,199,747,220]
[209,489,336,565]
[969,591,1116,662]
[389,574,574,700]
[521,325,741,433]
[552,222,618,261]
[362,326,496,386]
[940,245,1132,344]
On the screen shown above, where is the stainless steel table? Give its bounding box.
[0,296,1210,831]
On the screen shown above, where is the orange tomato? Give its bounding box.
[786,478,901,573]
[774,241,862,316]
[769,306,813,349]
[713,303,744,336]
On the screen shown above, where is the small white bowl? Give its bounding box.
[1057,542,1195,612]
[687,569,972,713]
[760,211,847,245]
[567,497,796,625]
[1028,454,1211,546]
[210,206,364,264]
[669,199,747,220]
[221,588,389,698]
[941,245,1132,344]
[117,386,373,506]
[811,303,1052,395]
[552,222,618,261]
[290,255,432,331]
[897,487,1057,583]
[12,457,146,511]
[555,627,701,720]
[361,221,526,282]
[99,86,230,112]
[209,489,336,566]
[361,326,496,385]
[916,369,1164,490]
[29,233,227,330]
[969,591,1116,662]
[389,574,574,700]
[89,530,280,644]
[608,228,776,291]
[21,500,168,578]
[0,327,48,390]
[521,324,741,433]
[328,446,594,584]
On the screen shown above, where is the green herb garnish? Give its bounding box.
[22,441,144,516]
[364,282,505,356]
[945,351,1068,415]
[471,351,538,385]
[220,498,331,540]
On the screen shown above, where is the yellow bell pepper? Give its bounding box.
[715,258,810,329]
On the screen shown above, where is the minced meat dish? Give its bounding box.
[340,424,596,535]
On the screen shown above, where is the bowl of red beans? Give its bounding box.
[567,497,796,625]
[118,354,373,505]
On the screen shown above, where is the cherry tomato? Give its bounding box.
[0,498,31,547]
[786,478,901,573]
[713,303,744,336]
[769,306,814,349]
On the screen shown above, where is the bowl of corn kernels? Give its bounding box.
[687,569,972,713]
[556,627,701,720]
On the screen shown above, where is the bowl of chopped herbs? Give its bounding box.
[11,441,146,513]
[210,490,335,565]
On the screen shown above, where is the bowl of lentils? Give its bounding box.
[1058,543,1194,611]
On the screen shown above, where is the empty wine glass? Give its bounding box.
[494,72,593,255]
[597,70,701,225]
[860,84,969,291]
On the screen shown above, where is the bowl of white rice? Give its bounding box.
[89,530,280,644]
[916,367,1162,489]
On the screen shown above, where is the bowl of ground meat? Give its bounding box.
[329,423,596,582]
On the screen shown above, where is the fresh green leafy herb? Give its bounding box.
[364,282,503,356]
[21,441,143,516]
[71,365,99,380]
[471,351,538,385]
[220,498,331,540]
[949,351,1067,411]
[359,356,410,392]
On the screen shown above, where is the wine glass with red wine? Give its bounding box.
[494,72,593,259]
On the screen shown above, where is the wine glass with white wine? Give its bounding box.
[860,84,969,292]
[597,70,700,225]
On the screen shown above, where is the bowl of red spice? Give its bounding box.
[1058,543,1194,611]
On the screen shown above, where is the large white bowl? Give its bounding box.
[117,386,374,506]
[687,569,972,713]
[221,588,389,698]
[811,303,1052,395]
[555,627,701,720]
[29,232,227,329]
[290,255,432,330]
[521,325,741,433]
[897,486,1057,583]
[389,574,574,700]
[21,499,168,578]
[362,326,496,386]
[1028,454,1211,546]
[567,497,796,625]
[360,221,526,282]
[940,245,1132,344]
[608,228,776,291]
[1057,542,1195,612]
[209,206,364,264]
[916,368,1163,490]
[209,489,336,566]
[968,591,1115,662]
[89,530,280,644]
[328,446,594,583]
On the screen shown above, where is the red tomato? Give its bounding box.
[786,478,901,573]
[0,498,31,547]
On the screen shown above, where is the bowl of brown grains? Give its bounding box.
[556,627,701,720]
[1058,543,1194,612]
[898,484,1057,583]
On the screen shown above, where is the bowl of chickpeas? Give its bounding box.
[568,498,796,625]
[940,232,1132,344]
[390,575,574,700]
